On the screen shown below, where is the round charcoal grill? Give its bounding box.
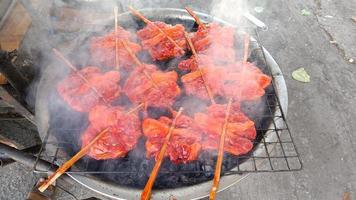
[35,8,288,200]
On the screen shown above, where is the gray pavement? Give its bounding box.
[1,0,356,199]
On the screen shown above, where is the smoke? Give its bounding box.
[19,0,274,187]
[211,0,247,24]
[21,0,264,138]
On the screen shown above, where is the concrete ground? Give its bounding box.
[1,0,356,199]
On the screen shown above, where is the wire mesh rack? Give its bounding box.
[32,26,302,181]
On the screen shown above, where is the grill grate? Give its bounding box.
[33,27,302,184]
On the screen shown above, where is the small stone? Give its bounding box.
[348,58,354,63]
[324,15,333,18]
[352,16,356,22]
[329,40,337,44]
[254,6,264,13]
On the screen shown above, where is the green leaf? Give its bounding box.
[292,68,310,83]
[301,9,311,16]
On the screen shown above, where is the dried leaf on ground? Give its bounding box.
[301,9,311,16]
[292,68,310,83]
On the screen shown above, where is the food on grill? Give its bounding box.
[181,62,271,102]
[90,28,141,69]
[181,66,225,100]
[224,62,272,101]
[143,113,202,164]
[129,7,186,61]
[209,98,232,199]
[191,23,235,64]
[57,66,120,112]
[81,105,141,160]
[141,108,184,200]
[136,21,186,61]
[46,7,278,198]
[194,103,256,156]
[123,64,181,107]
[178,54,213,71]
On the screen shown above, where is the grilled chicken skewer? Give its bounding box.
[129,6,185,54]
[53,48,110,105]
[208,33,251,199]
[121,40,159,89]
[121,40,181,109]
[38,103,144,192]
[141,107,184,200]
[209,98,232,199]
[184,32,216,104]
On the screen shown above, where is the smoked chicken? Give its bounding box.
[81,105,141,160]
[137,21,186,60]
[57,66,120,112]
[142,114,202,164]
[90,28,141,69]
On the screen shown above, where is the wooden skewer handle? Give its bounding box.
[38,128,109,192]
[185,7,206,30]
[209,99,232,199]
[114,6,120,70]
[128,6,151,24]
[243,33,250,65]
[141,107,184,200]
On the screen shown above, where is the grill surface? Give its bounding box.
[33,8,302,199]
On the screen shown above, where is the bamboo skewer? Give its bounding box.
[128,6,185,54]
[184,33,216,104]
[121,39,143,66]
[52,48,110,105]
[126,103,144,115]
[121,40,160,90]
[235,33,250,102]
[185,7,207,30]
[141,107,184,200]
[209,98,232,199]
[243,33,250,65]
[38,128,110,192]
[114,6,120,70]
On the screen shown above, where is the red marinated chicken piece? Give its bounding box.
[57,66,120,112]
[142,114,202,164]
[90,28,141,68]
[223,62,272,101]
[81,105,141,160]
[137,22,186,60]
[181,61,271,102]
[191,23,235,64]
[178,54,213,71]
[181,65,226,100]
[123,64,181,107]
[194,104,256,156]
